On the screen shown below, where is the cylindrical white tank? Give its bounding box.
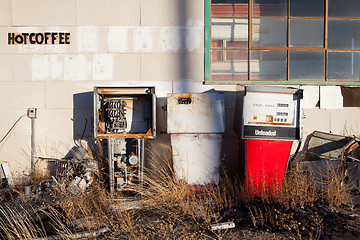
[167,92,225,185]
[171,134,222,185]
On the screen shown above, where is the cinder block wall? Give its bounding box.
[0,0,359,178]
[0,0,239,177]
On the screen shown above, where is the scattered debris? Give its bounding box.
[34,226,109,240]
[108,198,143,211]
[73,216,96,231]
[211,221,235,231]
[297,131,360,204]
[32,146,100,205]
[0,161,13,188]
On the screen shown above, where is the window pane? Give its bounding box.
[290,19,324,47]
[290,0,324,17]
[289,51,325,80]
[250,51,287,80]
[252,0,287,17]
[211,0,249,17]
[328,52,360,81]
[212,19,248,48]
[211,50,248,81]
[328,20,360,50]
[252,19,287,47]
[329,0,360,18]
[212,0,247,3]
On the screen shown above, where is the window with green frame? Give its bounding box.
[204,0,360,85]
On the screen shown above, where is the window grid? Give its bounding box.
[206,0,360,85]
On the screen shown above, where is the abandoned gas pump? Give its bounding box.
[167,92,225,186]
[236,86,302,195]
[94,87,156,195]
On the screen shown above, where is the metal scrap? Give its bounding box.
[297,131,360,200]
[211,221,235,231]
[0,161,13,188]
[34,226,109,240]
[35,146,99,202]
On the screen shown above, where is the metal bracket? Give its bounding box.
[27,108,37,119]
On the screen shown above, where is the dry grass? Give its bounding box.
[0,205,46,240]
[0,151,356,239]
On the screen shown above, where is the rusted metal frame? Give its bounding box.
[250,48,360,52]
[327,49,360,52]
[96,131,154,140]
[212,47,248,50]
[213,46,328,51]
[340,138,359,162]
[248,0,252,81]
[287,0,290,81]
[325,0,329,81]
[289,16,328,20]
[252,16,324,20]
[328,17,360,20]
[251,46,325,51]
[211,16,249,19]
[205,80,360,86]
[98,90,149,95]
[251,17,326,20]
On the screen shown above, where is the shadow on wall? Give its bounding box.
[234,86,246,179]
[177,0,190,93]
[73,92,95,149]
[145,96,172,170]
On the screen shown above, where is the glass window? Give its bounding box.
[211,0,248,17]
[328,20,360,49]
[252,19,287,47]
[289,51,325,80]
[252,0,287,17]
[290,0,324,17]
[290,19,324,47]
[212,0,247,3]
[250,51,287,80]
[211,50,248,81]
[207,0,360,84]
[212,19,248,47]
[329,0,360,18]
[328,52,360,81]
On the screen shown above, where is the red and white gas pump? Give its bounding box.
[239,86,302,196]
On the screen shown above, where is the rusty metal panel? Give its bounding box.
[298,131,360,201]
[167,92,225,134]
[93,86,156,139]
[171,134,221,185]
[304,131,352,161]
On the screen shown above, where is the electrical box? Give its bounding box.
[27,108,37,119]
[94,87,156,139]
[242,86,302,140]
[93,86,156,195]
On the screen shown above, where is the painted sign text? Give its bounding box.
[8,32,70,45]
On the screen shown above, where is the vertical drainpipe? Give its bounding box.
[27,108,37,176]
[31,117,35,173]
